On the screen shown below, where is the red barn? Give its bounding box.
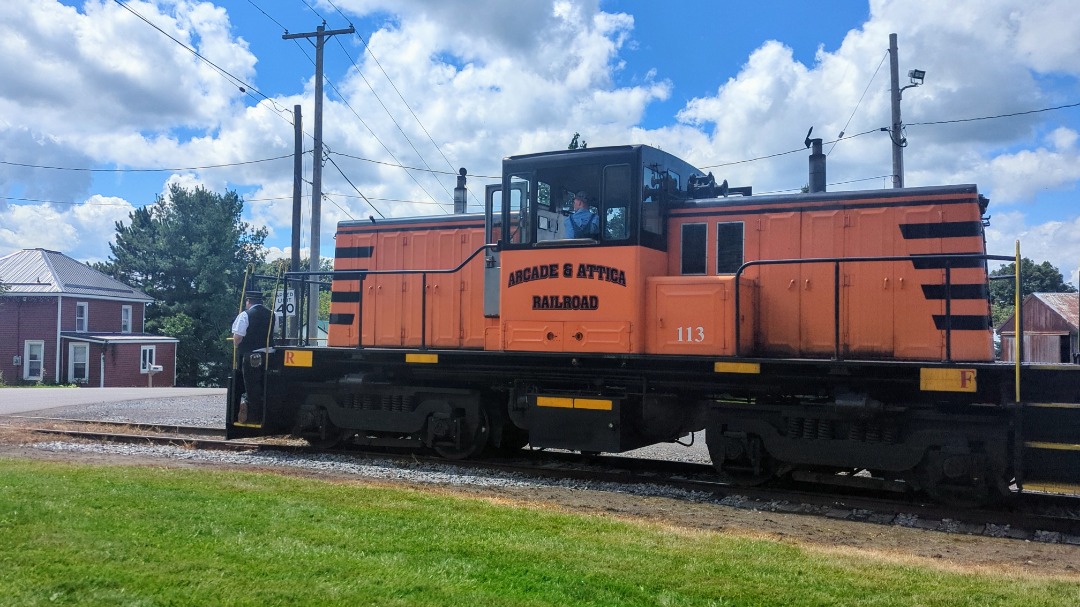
[0,249,177,387]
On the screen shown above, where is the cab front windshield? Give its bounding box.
[504,161,631,245]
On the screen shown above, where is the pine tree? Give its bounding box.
[95,184,267,386]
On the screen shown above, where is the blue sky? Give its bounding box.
[2,0,1079,285]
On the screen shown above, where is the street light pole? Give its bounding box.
[889,33,904,189]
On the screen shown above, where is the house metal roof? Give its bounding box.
[0,248,152,302]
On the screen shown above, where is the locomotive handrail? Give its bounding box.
[732,252,1017,363]
[282,243,499,349]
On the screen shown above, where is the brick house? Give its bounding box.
[0,248,178,387]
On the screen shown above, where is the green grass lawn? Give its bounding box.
[0,459,1076,606]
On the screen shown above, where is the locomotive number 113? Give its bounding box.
[677,326,705,343]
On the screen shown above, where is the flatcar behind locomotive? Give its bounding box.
[230,144,1080,506]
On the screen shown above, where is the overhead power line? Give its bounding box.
[280,18,448,211]
[319,75,447,211]
[908,101,1080,126]
[2,196,132,207]
[299,0,326,22]
[112,0,293,123]
[326,154,385,218]
[9,95,1078,182]
[245,0,287,31]
[333,36,455,204]
[314,0,481,209]
[700,100,1080,171]
[829,51,889,156]
[698,128,881,170]
[756,174,894,195]
[0,153,295,173]
[328,151,500,180]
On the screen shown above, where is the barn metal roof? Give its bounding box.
[1032,292,1079,332]
[0,248,152,302]
[997,291,1079,334]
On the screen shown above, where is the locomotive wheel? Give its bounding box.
[301,409,353,449]
[303,426,353,449]
[434,407,490,460]
[706,430,776,486]
[915,451,1000,508]
[918,472,992,508]
[490,423,529,455]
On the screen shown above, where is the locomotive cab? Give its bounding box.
[488,145,711,354]
[491,145,691,250]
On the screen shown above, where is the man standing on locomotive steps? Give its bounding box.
[231,291,274,423]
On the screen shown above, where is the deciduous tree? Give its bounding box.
[989,258,1077,328]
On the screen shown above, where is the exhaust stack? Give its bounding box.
[454,168,468,214]
[805,128,826,193]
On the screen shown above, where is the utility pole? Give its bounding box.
[888,33,925,189]
[290,104,302,342]
[888,33,904,189]
[283,23,354,342]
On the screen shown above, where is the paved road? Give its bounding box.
[0,388,226,415]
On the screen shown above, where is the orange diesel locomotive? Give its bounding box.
[232,144,1079,505]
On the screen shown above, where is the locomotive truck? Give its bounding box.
[230,142,1080,506]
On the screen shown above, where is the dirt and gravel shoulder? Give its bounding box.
[1,422,1077,581]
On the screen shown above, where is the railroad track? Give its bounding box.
[5,416,1079,544]
[0,416,226,438]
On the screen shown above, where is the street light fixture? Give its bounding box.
[901,69,926,97]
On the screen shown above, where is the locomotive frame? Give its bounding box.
[229,144,1080,506]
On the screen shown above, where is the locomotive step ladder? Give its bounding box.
[1021,401,1080,495]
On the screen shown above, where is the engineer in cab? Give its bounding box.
[563,191,599,238]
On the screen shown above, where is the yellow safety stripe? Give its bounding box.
[573,398,613,410]
[1021,482,1080,495]
[405,353,439,364]
[714,362,761,374]
[1026,402,1080,409]
[536,396,613,411]
[1024,441,1080,452]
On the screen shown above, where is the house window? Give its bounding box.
[716,222,745,274]
[69,343,89,384]
[121,306,132,333]
[140,346,156,374]
[76,302,88,332]
[23,341,44,381]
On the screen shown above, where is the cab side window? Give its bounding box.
[602,164,630,240]
[681,223,707,275]
[507,175,530,244]
[716,222,744,274]
[642,164,663,236]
